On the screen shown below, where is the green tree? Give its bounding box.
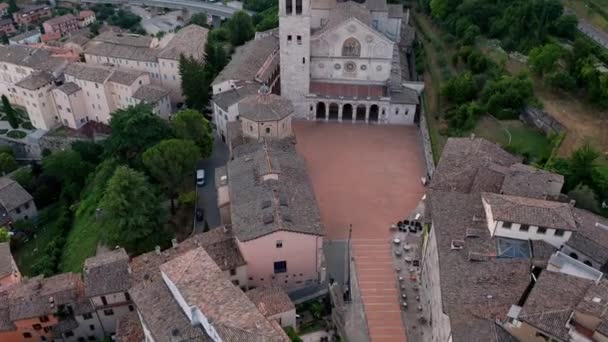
[528,43,563,76]
[89,22,101,36]
[103,105,173,165]
[550,14,578,39]
[100,166,167,253]
[545,70,576,91]
[569,183,601,214]
[226,11,254,46]
[429,0,448,19]
[142,139,199,212]
[253,6,278,31]
[2,95,19,129]
[12,167,33,190]
[7,0,18,14]
[566,143,602,191]
[179,54,211,112]
[190,12,208,27]
[0,227,9,242]
[42,150,93,201]
[171,109,214,158]
[442,72,477,105]
[71,140,104,165]
[481,72,534,119]
[0,152,16,175]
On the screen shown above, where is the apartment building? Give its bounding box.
[83,25,208,104]
[77,10,96,28]
[0,3,8,17]
[131,247,289,341]
[12,5,51,26]
[0,243,20,294]
[42,14,79,36]
[0,19,16,36]
[8,30,40,45]
[0,177,37,225]
[223,139,325,290]
[419,136,608,342]
[83,248,133,338]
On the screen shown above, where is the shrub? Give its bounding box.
[21,122,34,130]
[6,130,26,139]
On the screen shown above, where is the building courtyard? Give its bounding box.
[294,121,426,341]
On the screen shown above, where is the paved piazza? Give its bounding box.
[294,121,426,342]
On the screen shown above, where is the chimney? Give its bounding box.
[155,246,161,255]
[470,133,476,140]
[569,199,576,208]
[171,238,178,248]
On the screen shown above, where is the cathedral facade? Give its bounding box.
[279,0,419,125]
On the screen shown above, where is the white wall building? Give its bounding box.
[481,192,576,248]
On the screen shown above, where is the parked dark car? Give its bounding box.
[196,208,204,222]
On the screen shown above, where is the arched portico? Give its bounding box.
[342,104,353,122]
[369,104,379,123]
[328,103,339,120]
[356,105,366,122]
[316,102,326,120]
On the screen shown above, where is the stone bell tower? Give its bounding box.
[279,0,311,118]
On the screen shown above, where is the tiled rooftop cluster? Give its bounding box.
[0,226,291,341]
[227,139,324,241]
[423,136,608,341]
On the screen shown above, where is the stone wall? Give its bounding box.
[520,106,565,135]
[38,133,108,153]
[418,97,435,179]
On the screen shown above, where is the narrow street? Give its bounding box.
[194,135,229,233]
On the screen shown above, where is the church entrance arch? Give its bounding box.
[316,102,326,120]
[369,104,379,123]
[342,104,353,122]
[356,105,366,122]
[328,103,339,120]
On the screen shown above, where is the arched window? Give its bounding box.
[342,38,361,57]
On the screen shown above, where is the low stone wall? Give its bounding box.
[520,106,566,135]
[38,132,108,154]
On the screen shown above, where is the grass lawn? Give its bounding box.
[59,213,102,273]
[473,117,554,163]
[13,204,63,276]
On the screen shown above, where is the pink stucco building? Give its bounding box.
[222,139,325,290]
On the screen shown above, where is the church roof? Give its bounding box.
[314,2,372,36]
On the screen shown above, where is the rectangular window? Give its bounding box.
[103,309,114,316]
[276,240,283,248]
[101,296,107,305]
[232,279,239,286]
[23,332,32,338]
[296,0,302,14]
[502,222,512,229]
[555,229,565,236]
[519,225,529,232]
[297,35,302,45]
[32,324,41,330]
[82,313,93,320]
[230,268,236,276]
[537,227,547,234]
[43,326,51,333]
[89,324,95,331]
[285,0,292,14]
[274,261,287,274]
[124,292,131,301]
[39,316,49,322]
[287,35,292,43]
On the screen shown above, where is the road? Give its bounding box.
[579,21,608,50]
[80,0,253,18]
[194,135,228,233]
